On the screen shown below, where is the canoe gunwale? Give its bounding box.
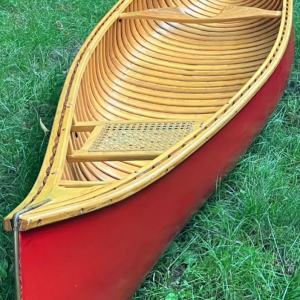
[3,0,294,232]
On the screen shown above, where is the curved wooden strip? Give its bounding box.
[120,6,281,23]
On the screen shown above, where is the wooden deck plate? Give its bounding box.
[119,6,282,23]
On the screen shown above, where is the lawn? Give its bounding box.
[0,1,299,299]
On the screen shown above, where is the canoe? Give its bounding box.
[4,0,294,299]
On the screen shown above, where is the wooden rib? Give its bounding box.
[60,180,115,188]
[119,6,282,23]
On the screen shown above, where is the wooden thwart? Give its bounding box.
[119,6,282,23]
[68,150,162,162]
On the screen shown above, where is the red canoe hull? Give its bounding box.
[18,32,295,300]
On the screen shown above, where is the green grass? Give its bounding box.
[0,1,299,299]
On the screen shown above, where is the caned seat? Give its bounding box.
[68,120,201,162]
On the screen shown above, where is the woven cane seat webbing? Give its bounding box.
[89,121,195,152]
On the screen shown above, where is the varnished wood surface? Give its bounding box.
[3,0,293,231]
[60,180,115,188]
[120,6,282,23]
[57,0,285,183]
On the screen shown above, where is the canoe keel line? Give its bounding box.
[4,0,294,299]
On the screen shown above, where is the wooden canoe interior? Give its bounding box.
[64,0,282,184]
[4,0,293,231]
